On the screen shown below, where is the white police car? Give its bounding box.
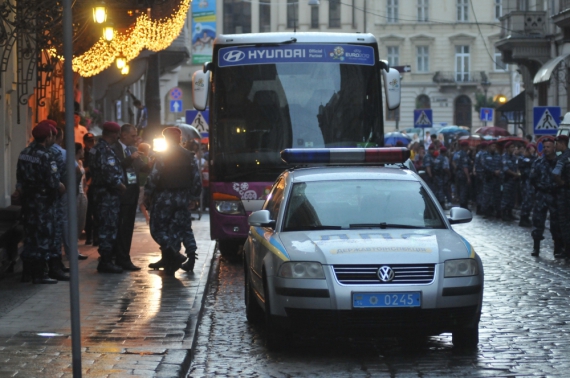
[243,148,483,349]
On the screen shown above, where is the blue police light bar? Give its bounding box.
[280,148,411,165]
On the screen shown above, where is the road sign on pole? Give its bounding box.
[480,107,493,122]
[169,87,183,100]
[170,100,182,113]
[533,106,561,135]
[414,109,433,128]
[393,65,411,73]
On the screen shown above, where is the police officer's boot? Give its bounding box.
[21,260,32,283]
[32,261,58,284]
[531,239,541,257]
[180,251,199,272]
[48,258,70,281]
[518,216,532,227]
[97,254,123,274]
[163,249,186,276]
[554,239,565,258]
[149,247,167,270]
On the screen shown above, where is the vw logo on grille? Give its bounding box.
[377,266,395,282]
[223,50,245,62]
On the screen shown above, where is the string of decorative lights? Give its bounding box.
[49,0,190,77]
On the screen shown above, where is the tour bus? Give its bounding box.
[191,32,401,257]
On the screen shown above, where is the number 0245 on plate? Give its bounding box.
[353,292,421,308]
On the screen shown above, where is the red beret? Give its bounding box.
[32,121,55,139]
[162,127,182,140]
[542,137,555,144]
[556,135,569,143]
[526,143,536,150]
[102,121,121,133]
[428,144,435,150]
[479,141,488,147]
[459,140,469,147]
[440,146,447,153]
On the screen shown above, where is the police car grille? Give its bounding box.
[333,264,435,285]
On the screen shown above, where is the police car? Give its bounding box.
[243,148,484,349]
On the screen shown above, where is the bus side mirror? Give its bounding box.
[192,68,211,111]
[382,67,401,110]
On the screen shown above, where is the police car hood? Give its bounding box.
[278,229,473,264]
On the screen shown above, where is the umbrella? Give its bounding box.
[496,136,528,145]
[474,126,510,137]
[437,125,470,135]
[176,123,202,144]
[384,132,412,146]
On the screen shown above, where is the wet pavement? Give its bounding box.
[188,213,570,377]
[0,213,215,378]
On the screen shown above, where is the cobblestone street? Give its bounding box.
[188,214,570,377]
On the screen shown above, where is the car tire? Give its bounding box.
[244,259,264,324]
[219,240,242,261]
[452,326,479,349]
[263,274,286,351]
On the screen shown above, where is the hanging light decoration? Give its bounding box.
[102,23,115,42]
[121,64,130,75]
[52,0,191,77]
[116,55,127,69]
[92,2,108,24]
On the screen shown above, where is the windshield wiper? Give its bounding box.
[237,38,298,48]
[349,223,424,229]
[285,225,342,231]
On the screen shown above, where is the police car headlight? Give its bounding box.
[278,262,325,279]
[214,201,245,215]
[444,259,478,277]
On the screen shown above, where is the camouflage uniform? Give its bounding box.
[423,152,434,189]
[474,148,488,211]
[500,152,519,215]
[482,150,502,217]
[555,152,570,255]
[518,155,536,221]
[529,156,561,250]
[432,153,449,205]
[145,144,202,272]
[49,144,68,259]
[89,139,123,261]
[16,142,60,263]
[453,149,470,209]
[553,148,570,176]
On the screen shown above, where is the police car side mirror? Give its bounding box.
[248,210,276,228]
[448,207,472,225]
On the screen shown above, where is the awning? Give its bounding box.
[533,53,570,84]
[496,90,525,112]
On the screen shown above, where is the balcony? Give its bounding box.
[432,71,483,86]
[552,0,570,30]
[499,11,547,39]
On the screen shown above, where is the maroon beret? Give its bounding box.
[556,135,569,143]
[479,141,488,147]
[542,137,555,144]
[32,120,55,139]
[102,121,121,133]
[526,143,537,150]
[440,146,447,153]
[162,127,182,141]
[459,140,469,147]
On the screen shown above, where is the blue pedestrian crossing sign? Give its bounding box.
[170,100,183,113]
[480,107,493,122]
[414,109,432,128]
[533,106,561,135]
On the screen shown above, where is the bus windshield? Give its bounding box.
[212,56,383,182]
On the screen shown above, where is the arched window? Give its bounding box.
[454,95,472,127]
[416,94,431,109]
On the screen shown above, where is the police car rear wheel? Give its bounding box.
[263,273,286,351]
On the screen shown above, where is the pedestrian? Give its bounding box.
[145,127,202,275]
[500,142,521,221]
[74,111,89,146]
[137,142,152,225]
[554,135,570,257]
[453,140,471,209]
[127,89,148,138]
[89,121,126,273]
[83,132,98,246]
[423,131,431,151]
[15,120,63,284]
[529,137,562,257]
[473,141,488,214]
[423,144,436,190]
[518,143,537,227]
[482,141,502,218]
[432,146,450,208]
[111,123,149,271]
[75,143,88,239]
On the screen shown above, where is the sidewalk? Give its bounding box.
[0,213,215,377]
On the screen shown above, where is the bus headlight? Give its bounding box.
[444,259,478,277]
[214,200,245,215]
[278,262,325,279]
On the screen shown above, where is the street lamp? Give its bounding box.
[102,23,114,42]
[92,2,107,24]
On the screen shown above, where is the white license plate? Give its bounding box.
[353,292,421,308]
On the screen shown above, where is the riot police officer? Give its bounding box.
[89,121,126,273]
[500,142,521,221]
[473,141,488,214]
[554,135,570,257]
[529,137,562,257]
[482,141,502,218]
[145,127,202,275]
[432,146,450,208]
[453,140,471,209]
[518,143,537,227]
[15,121,63,284]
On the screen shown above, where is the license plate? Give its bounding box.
[353,292,421,308]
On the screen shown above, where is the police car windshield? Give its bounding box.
[212,52,382,182]
[283,180,445,231]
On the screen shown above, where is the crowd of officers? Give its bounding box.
[15,120,202,284]
[416,134,570,258]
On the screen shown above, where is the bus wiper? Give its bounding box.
[286,225,342,231]
[253,38,297,47]
[349,223,423,229]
